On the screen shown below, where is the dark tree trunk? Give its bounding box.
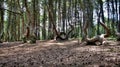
[111,0,115,35]
[42,4,46,40]
[99,0,105,23]
[0,0,4,42]
[107,0,110,28]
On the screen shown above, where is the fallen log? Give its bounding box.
[83,21,110,45]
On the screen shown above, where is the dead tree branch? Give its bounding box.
[85,22,110,45]
[0,7,22,15]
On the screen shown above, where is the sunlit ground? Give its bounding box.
[0,39,120,67]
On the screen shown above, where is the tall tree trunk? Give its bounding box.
[48,0,59,39]
[24,0,35,34]
[107,0,110,28]
[42,3,46,40]
[111,0,115,35]
[99,0,105,23]
[0,0,4,42]
[22,0,36,43]
[48,0,54,39]
[62,0,66,32]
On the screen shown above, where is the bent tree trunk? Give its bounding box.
[47,2,74,41]
[83,21,110,45]
[23,0,36,43]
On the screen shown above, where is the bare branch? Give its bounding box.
[0,7,22,15]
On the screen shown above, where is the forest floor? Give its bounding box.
[0,39,120,67]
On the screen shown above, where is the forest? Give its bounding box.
[0,0,120,67]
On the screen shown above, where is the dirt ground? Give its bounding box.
[0,39,120,67]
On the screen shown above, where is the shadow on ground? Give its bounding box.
[0,39,120,67]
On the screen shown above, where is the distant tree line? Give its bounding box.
[0,0,120,42]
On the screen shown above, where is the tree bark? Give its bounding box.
[0,1,4,42]
[86,22,110,45]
